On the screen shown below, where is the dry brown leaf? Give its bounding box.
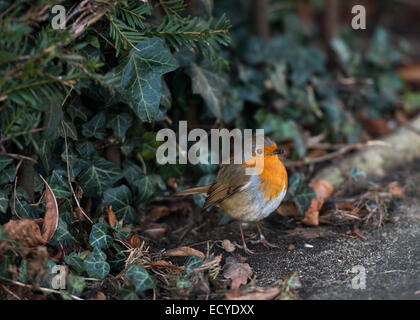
[336,202,364,214]
[146,206,170,222]
[394,109,408,125]
[3,219,46,247]
[39,175,59,243]
[165,246,205,260]
[225,287,281,300]
[221,239,236,253]
[143,222,169,239]
[107,206,117,227]
[362,118,393,137]
[388,181,404,197]
[276,203,298,217]
[149,260,185,271]
[128,234,141,248]
[88,291,106,300]
[302,198,323,226]
[223,257,253,290]
[397,64,420,83]
[4,176,58,246]
[310,179,334,199]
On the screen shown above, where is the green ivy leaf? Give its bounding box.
[106,113,133,140]
[82,112,106,139]
[104,185,135,223]
[190,63,228,119]
[79,158,123,197]
[134,174,165,203]
[64,252,85,274]
[0,156,13,171]
[0,165,16,183]
[89,220,112,249]
[0,190,8,214]
[125,264,156,293]
[84,247,110,279]
[110,38,178,122]
[288,173,316,216]
[67,273,86,296]
[119,286,139,300]
[184,255,203,275]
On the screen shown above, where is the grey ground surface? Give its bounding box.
[172,161,420,299]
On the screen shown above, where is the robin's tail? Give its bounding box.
[174,185,211,196]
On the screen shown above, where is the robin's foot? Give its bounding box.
[250,234,279,248]
[233,241,255,255]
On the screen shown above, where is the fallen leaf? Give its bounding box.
[302,198,323,226]
[165,246,205,260]
[362,118,393,137]
[39,175,59,243]
[388,181,404,197]
[149,260,185,271]
[397,64,420,83]
[128,234,141,248]
[336,203,364,214]
[276,203,298,217]
[221,239,235,253]
[107,205,117,227]
[225,287,281,300]
[3,176,58,246]
[394,109,408,125]
[309,179,334,199]
[223,257,253,290]
[88,291,107,300]
[143,223,169,239]
[3,219,46,247]
[146,206,170,222]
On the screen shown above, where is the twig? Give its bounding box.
[0,276,83,300]
[61,121,93,224]
[1,284,21,300]
[285,140,390,168]
[0,152,37,164]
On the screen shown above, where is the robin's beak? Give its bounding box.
[270,148,283,156]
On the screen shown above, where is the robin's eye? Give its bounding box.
[256,149,263,154]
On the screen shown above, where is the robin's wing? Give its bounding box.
[203,163,250,211]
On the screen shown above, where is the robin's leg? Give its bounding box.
[250,222,279,248]
[234,221,255,255]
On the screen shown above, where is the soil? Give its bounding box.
[148,160,420,300]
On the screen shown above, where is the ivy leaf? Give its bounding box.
[190,63,228,119]
[0,156,13,171]
[89,220,112,249]
[64,252,85,274]
[119,286,139,300]
[288,173,316,216]
[106,113,133,140]
[84,247,110,279]
[67,273,86,296]
[125,264,156,293]
[51,217,75,245]
[134,174,166,203]
[0,165,16,183]
[110,38,178,122]
[103,185,135,223]
[184,255,203,275]
[0,190,8,214]
[79,158,123,197]
[59,118,78,141]
[82,112,106,139]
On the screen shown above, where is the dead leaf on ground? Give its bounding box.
[310,179,334,199]
[223,257,253,290]
[89,291,106,300]
[276,203,298,217]
[362,118,393,137]
[165,246,205,260]
[148,260,185,272]
[4,176,58,246]
[302,198,323,226]
[143,222,169,239]
[397,63,420,83]
[221,239,235,253]
[225,286,281,300]
[335,203,365,214]
[128,234,141,248]
[107,205,117,227]
[388,181,404,197]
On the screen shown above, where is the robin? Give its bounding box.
[175,136,288,254]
